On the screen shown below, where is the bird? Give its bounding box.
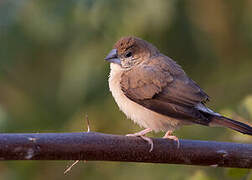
[105,36,252,152]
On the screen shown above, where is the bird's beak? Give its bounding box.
[105,49,121,65]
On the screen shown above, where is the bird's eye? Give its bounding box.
[125,51,132,58]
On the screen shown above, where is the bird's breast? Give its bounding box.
[108,63,182,132]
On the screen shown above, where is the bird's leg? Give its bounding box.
[126,128,152,136]
[163,131,180,149]
[126,128,154,152]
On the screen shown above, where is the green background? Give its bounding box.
[0,0,252,179]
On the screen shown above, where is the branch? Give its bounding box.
[0,132,251,168]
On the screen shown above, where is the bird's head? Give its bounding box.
[105,36,159,69]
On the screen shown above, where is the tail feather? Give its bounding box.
[210,116,252,135]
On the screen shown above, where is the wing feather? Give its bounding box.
[121,56,210,125]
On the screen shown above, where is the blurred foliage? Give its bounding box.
[0,0,252,179]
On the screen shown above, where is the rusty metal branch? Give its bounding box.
[0,132,251,168]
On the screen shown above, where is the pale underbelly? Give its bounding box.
[108,64,184,132]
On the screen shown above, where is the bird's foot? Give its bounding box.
[163,131,180,149]
[126,128,153,152]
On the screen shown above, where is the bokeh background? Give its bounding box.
[0,0,252,179]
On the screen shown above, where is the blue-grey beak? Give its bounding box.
[105,49,121,65]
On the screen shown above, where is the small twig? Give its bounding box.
[64,114,91,174]
[64,160,79,174]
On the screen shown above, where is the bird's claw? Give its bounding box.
[139,135,154,152]
[163,131,180,149]
[126,129,153,152]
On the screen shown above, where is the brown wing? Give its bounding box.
[121,57,211,125]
